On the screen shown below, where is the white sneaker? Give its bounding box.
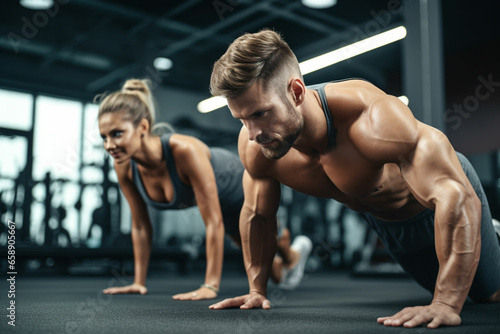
[493,219,500,243]
[279,235,313,290]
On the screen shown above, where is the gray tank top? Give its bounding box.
[130,134,244,211]
[307,82,337,149]
[308,78,372,148]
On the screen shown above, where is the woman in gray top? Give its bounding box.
[97,79,312,300]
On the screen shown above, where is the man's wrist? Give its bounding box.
[249,288,266,296]
[431,297,463,314]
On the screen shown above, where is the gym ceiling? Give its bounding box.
[0,0,498,103]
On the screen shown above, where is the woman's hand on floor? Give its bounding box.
[172,286,217,301]
[103,283,148,295]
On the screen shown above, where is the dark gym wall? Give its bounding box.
[441,1,500,154]
[445,42,500,155]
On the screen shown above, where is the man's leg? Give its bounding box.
[493,219,500,244]
[478,219,500,302]
[455,153,500,302]
[274,227,313,290]
[271,227,297,283]
[227,208,312,289]
[230,228,311,288]
[276,228,298,266]
[480,288,500,302]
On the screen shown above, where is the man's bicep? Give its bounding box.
[242,170,281,219]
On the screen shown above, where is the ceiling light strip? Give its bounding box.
[198,26,407,113]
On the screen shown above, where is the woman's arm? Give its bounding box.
[103,161,152,295]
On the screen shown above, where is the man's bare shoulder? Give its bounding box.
[238,126,274,178]
[322,79,386,121]
[325,78,385,92]
[318,79,418,163]
[348,95,420,164]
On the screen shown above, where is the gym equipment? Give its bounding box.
[0,128,34,242]
[85,155,123,248]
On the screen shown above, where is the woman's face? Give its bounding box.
[98,111,143,164]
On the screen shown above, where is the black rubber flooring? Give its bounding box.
[1,270,499,334]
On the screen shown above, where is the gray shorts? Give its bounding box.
[363,152,500,301]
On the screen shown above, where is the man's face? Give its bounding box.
[228,80,303,160]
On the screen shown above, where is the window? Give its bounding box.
[0,89,33,228]
[31,96,83,244]
[0,89,33,131]
[32,96,82,181]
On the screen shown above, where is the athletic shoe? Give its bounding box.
[493,218,500,243]
[279,235,313,290]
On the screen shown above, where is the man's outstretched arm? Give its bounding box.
[392,130,480,328]
[355,95,481,328]
[210,169,281,309]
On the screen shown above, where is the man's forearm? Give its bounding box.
[131,222,153,286]
[433,194,481,313]
[240,210,277,296]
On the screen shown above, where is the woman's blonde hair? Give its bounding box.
[97,79,174,135]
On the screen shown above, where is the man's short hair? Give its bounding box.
[210,29,302,100]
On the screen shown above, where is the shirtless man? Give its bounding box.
[207,29,500,329]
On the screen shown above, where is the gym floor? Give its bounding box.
[2,269,499,334]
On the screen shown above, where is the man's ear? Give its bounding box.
[290,77,306,107]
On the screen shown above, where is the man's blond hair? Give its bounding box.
[210,29,302,100]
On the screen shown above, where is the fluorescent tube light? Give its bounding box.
[153,57,173,71]
[300,26,407,75]
[198,94,408,113]
[197,96,229,114]
[302,0,337,9]
[20,0,53,10]
[398,95,409,105]
[199,26,407,113]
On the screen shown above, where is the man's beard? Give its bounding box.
[260,122,303,160]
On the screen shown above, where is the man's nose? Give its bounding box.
[245,121,262,141]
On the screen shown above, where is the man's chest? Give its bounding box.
[272,145,402,202]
